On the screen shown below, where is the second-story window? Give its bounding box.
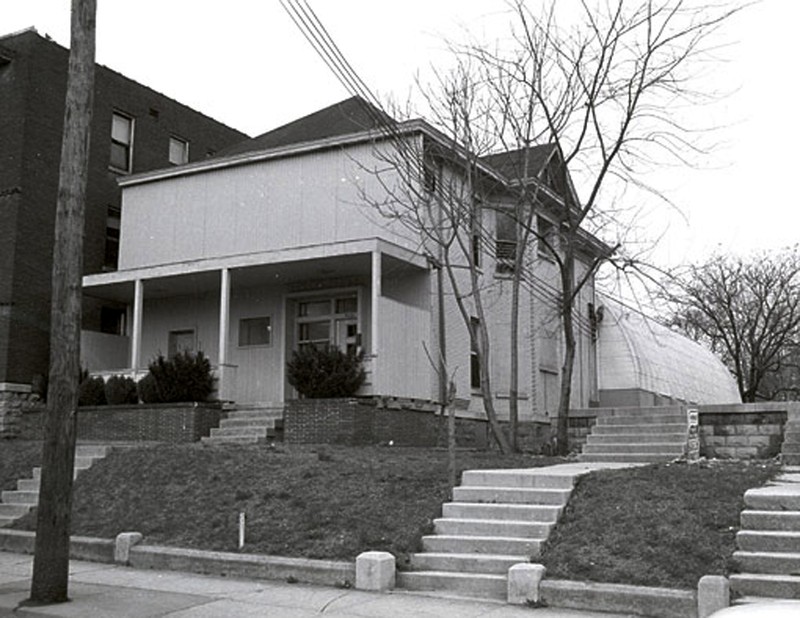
[169,136,189,165]
[495,210,517,275]
[110,112,134,173]
[104,205,121,270]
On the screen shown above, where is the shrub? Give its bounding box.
[286,345,365,398]
[137,373,160,404]
[142,351,216,403]
[104,375,139,405]
[78,375,107,406]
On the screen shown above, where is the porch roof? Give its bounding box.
[82,237,428,302]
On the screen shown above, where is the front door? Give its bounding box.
[335,318,359,356]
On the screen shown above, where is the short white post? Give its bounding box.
[508,563,546,605]
[355,551,395,591]
[114,531,143,565]
[238,511,246,550]
[698,575,729,618]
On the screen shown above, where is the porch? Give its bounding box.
[81,238,433,404]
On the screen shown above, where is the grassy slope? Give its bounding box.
[12,444,558,563]
[542,459,780,589]
[4,442,779,588]
[0,440,42,491]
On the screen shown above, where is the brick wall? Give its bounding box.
[285,398,491,448]
[13,402,222,443]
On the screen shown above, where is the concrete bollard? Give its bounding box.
[114,531,143,565]
[508,563,546,605]
[355,551,396,591]
[697,575,729,618]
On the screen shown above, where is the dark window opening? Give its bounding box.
[104,205,121,270]
[470,317,481,389]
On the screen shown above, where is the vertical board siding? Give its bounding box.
[119,144,413,270]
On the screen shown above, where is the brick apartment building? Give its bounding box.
[0,28,248,423]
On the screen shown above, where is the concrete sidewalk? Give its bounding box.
[0,551,637,618]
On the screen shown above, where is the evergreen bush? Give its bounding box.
[286,345,365,399]
[104,375,139,405]
[78,375,107,406]
[141,351,216,403]
[137,373,160,404]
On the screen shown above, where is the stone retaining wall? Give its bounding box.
[699,403,796,460]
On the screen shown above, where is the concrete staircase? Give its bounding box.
[783,421,800,465]
[579,406,687,463]
[731,469,800,600]
[397,467,575,600]
[201,403,284,446]
[0,444,110,528]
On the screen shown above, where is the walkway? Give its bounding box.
[0,551,639,618]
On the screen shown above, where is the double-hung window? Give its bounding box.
[110,112,134,172]
[169,136,189,165]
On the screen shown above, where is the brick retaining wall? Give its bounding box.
[12,403,222,443]
[699,403,795,460]
[285,398,492,448]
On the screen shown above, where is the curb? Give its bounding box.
[541,578,695,618]
[0,529,727,617]
[0,529,353,589]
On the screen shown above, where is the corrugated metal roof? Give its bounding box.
[598,296,741,404]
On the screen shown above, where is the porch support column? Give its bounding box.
[218,268,231,366]
[371,250,381,393]
[217,268,232,401]
[130,279,143,371]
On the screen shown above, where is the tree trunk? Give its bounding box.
[29,0,96,604]
[509,264,521,452]
[555,249,576,456]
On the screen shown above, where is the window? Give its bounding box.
[239,317,271,347]
[168,329,195,357]
[104,205,121,270]
[495,211,517,275]
[470,317,481,389]
[296,295,359,352]
[169,136,189,165]
[100,306,125,335]
[537,216,557,258]
[110,112,134,172]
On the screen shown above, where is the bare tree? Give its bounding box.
[29,0,96,604]
[665,249,800,403]
[462,0,741,453]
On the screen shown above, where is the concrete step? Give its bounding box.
[586,432,687,445]
[730,574,800,599]
[0,504,32,518]
[578,453,680,463]
[0,516,19,528]
[75,444,109,458]
[219,418,277,428]
[432,517,553,539]
[225,409,283,420]
[734,550,800,574]
[460,469,574,490]
[740,510,800,531]
[738,530,800,553]
[442,502,561,523]
[396,571,507,600]
[421,534,542,558]
[451,486,570,505]
[16,479,39,492]
[582,442,685,455]
[745,488,800,511]
[209,426,269,438]
[200,435,262,445]
[598,414,686,426]
[591,423,687,435]
[0,490,39,506]
[407,552,525,574]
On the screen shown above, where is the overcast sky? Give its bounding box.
[4,0,798,270]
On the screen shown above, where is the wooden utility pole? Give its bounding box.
[29,0,96,603]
